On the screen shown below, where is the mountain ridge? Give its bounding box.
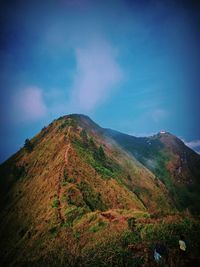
[0,113,200,266]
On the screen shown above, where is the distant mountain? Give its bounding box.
[0,114,200,266]
[104,129,200,213]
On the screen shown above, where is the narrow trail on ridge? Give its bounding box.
[64,144,71,166]
[56,126,73,225]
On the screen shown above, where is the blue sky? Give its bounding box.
[0,0,200,162]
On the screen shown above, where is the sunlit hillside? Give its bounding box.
[0,114,200,266]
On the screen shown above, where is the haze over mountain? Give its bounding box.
[0,114,200,266]
[104,128,200,213]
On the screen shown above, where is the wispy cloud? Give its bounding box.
[12,86,47,122]
[68,39,123,112]
[184,140,200,154]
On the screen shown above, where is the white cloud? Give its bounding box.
[12,86,47,122]
[68,39,123,112]
[130,131,157,137]
[184,140,200,154]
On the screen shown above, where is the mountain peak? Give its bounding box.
[55,114,100,130]
[57,113,91,120]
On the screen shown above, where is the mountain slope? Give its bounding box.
[104,129,200,213]
[0,114,199,266]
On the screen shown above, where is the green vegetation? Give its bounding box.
[15,217,200,267]
[68,177,76,183]
[72,135,121,180]
[76,212,98,227]
[77,181,107,211]
[48,226,58,236]
[133,186,149,198]
[94,145,106,162]
[80,129,88,146]
[58,118,78,130]
[138,218,200,258]
[154,151,172,189]
[70,118,78,128]
[84,217,200,267]
[92,165,113,178]
[89,137,96,149]
[2,116,200,267]
[63,168,68,181]
[127,217,136,231]
[40,126,47,138]
[121,230,140,246]
[106,132,163,162]
[81,234,143,267]
[63,168,76,183]
[121,217,200,255]
[52,196,59,208]
[107,130,200,214]
[175,185,200,214]
[64,206,87,227]
[89,220,107,233]
[62,181,68,186]
[65,186,84,207]
[24,138,33,152]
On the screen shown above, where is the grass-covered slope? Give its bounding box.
[0,114,199,266]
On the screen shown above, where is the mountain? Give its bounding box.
[104,129,200,213]
[0,114,200,266]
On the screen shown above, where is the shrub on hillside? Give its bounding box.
[89,220,107,233]
[77,181,107,211]
[65,206,87,227]
[89,137,96,150]
[24,138,33,152]
[80,129,88,146]
[93,146,106,162]
[63,168,68,181]
[128,217,136,232]
[52,196,59,208]
[65,186,85,207]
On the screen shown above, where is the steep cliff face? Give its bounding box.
[0,114,199,266]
